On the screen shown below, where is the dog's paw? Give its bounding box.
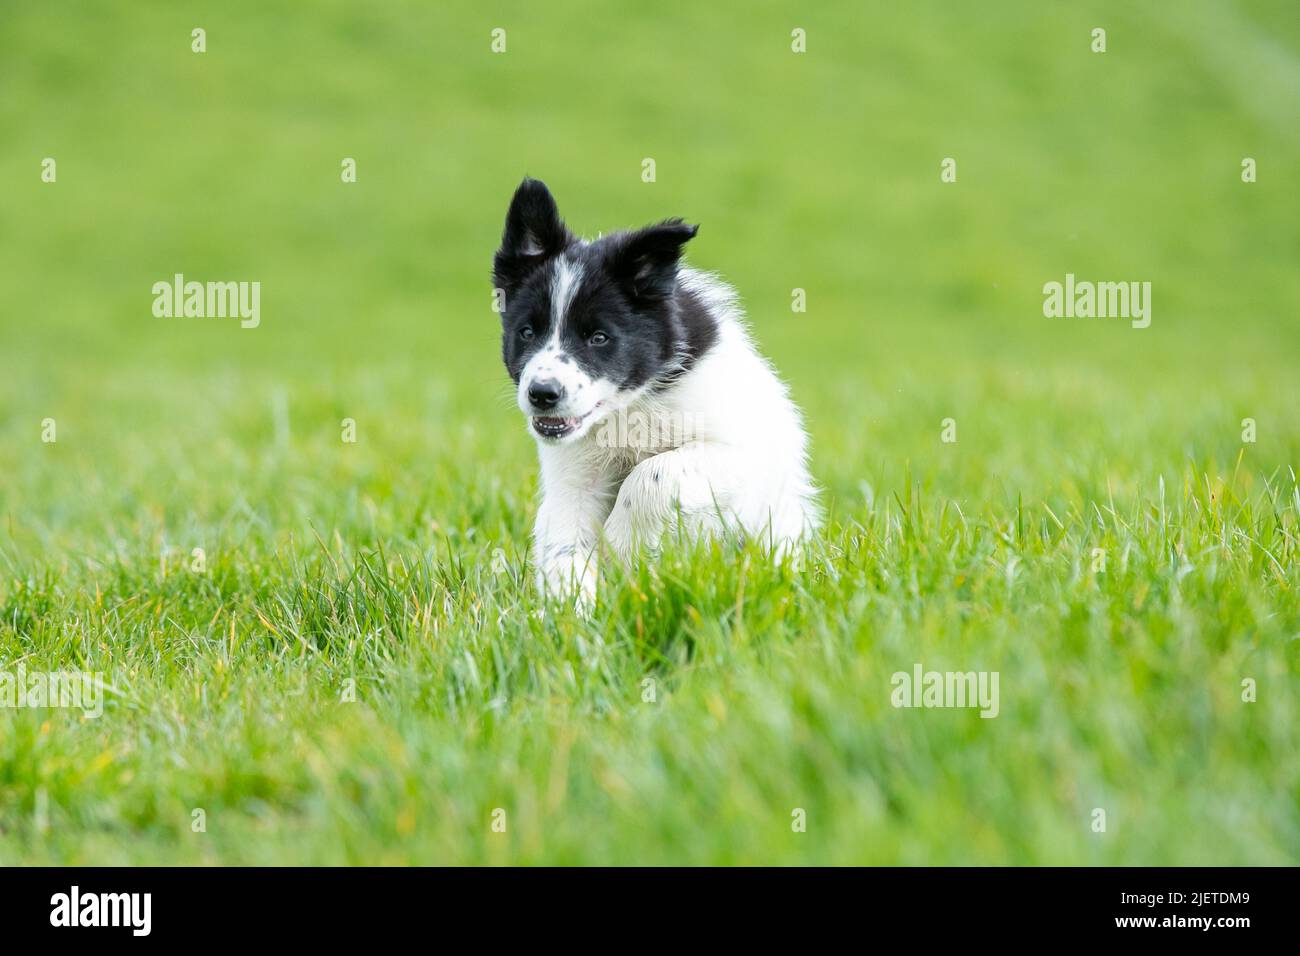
[531,583,595,620]
[535,552,598,618]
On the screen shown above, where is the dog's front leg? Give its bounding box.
[533,452,615,610]
[603,444,738,562]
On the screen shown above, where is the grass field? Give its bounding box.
[1,1,1298,864]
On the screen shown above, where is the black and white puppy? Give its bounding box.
[493,178,818,604]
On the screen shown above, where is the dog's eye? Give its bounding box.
[588,331,609,346]
[518,327,535,341]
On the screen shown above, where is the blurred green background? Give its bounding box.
[2,1,1298,510]
[0,1,1297,864]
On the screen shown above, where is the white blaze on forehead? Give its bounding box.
[550,256,584,334]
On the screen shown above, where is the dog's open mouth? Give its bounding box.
[531,403,602,440]
[531,415,581,439]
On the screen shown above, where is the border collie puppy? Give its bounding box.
[493,178,819,605]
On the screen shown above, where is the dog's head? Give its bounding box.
[493,178,701,444]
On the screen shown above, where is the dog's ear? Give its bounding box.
[607,219,698,302]
[493,178,572,293]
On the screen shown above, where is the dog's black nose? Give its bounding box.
[528,378,564,411]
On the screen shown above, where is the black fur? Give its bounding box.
[494,178,718,391]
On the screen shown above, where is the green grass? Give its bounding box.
[1,0,1298,864]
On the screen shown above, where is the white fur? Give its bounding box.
[549,256,584,330]
[530,267,819,606]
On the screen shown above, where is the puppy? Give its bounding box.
[493,178,819,605]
